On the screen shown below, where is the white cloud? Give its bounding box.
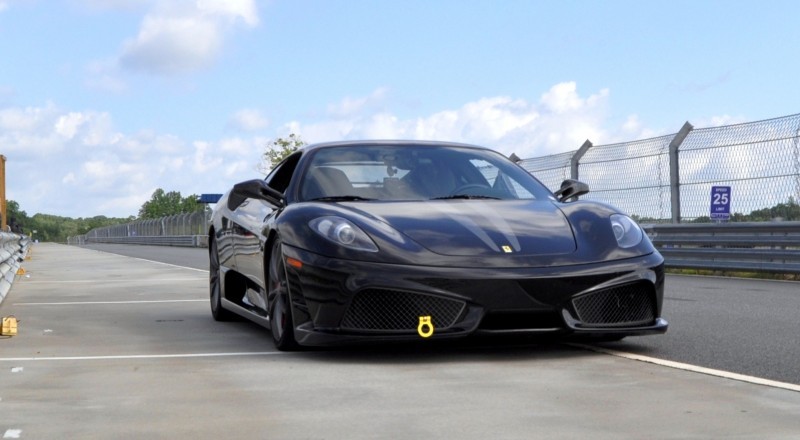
[117,0,259,75]
[327,88,389,118]
[5,83,663,218]
[0,102,57,132]
[3,101,266,218]
[198,0,259,26]
[620,115,659,139]
[230,109,270,131]
[192,141,223,173]
[120,15,221,74]
[55,112,90,139]
[0,103,69,158]
[284,82,626,158]
[697,114,748,127]
[84,59,128,93]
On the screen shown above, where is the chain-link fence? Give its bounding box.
[68,211,209,245]
[524,113,800,223]
[677,116,800,222]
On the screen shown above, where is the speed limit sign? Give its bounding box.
[710,186,731,221]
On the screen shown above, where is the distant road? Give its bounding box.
[83,243,210,270]
[82,243,800,385]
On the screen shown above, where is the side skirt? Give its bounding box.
[221,298,271,328]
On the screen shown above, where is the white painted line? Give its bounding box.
[573,343,800,393]
[3,429,22,439]
[21,278,205,284]
[128,257,208,273]
[14,299,206,306]
[0,352,285,362]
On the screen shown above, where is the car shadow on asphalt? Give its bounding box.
[291,336,606,365]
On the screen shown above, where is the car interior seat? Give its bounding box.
[302,167,355,200]
[403,161,457,199]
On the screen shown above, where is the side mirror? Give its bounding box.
[227,179,284,210]
[554,179,589,202]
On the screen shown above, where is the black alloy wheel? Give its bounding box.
[210,238,235,321]
[269,239,298,350]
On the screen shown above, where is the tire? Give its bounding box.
[210,238,235,321]
[268,239,298,351]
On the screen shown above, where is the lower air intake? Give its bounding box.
[571,283,655,328]
[341,289,465,332]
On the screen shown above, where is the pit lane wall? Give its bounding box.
[0,232,30,305]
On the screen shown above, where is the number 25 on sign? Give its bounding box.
[710,186,731,221]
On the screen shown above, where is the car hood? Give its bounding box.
[358,200,576,257]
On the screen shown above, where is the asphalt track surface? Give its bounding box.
[2,243,799,439]
[81,243,800,386]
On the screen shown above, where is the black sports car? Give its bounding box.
[209,140,667,350]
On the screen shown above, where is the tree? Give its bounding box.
[259,133,306,174]
[13,211,132,242]
[7,200,29,232]
[138,189,202,219]
[743,197,800,221]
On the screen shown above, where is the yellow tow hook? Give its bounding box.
[2,315,18,337]
[417,315,434,338]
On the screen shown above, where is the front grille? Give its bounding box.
[341,289,466,332]
[571,283,655,328]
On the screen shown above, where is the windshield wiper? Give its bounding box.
[431,194,501,200]
[308,195,376,202]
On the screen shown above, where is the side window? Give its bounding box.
[265,152,301,193]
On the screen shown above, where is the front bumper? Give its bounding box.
[281,245,668,347]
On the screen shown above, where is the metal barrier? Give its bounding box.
[0,233,29,304]
[70,219,800,274]
[644,222,800,273]
[84,235,208,248]
[70,212,210,248]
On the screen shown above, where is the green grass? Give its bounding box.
[665,268,799,281]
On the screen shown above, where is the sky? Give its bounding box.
[2,0,799,218]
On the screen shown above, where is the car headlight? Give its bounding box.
[309,216,379,252]
[610,214,643,248]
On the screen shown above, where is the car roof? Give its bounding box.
[301,140,492,153]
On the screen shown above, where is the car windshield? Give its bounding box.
[299,144,554,202]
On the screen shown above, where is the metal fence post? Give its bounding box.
[669,122,694,223]
[571,140,593,180]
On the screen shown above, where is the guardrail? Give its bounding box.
[0,232,29,304]
[77,235,209,248]
[643,222,800,274]
[69,221,800,275]
[67,212,210,248]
